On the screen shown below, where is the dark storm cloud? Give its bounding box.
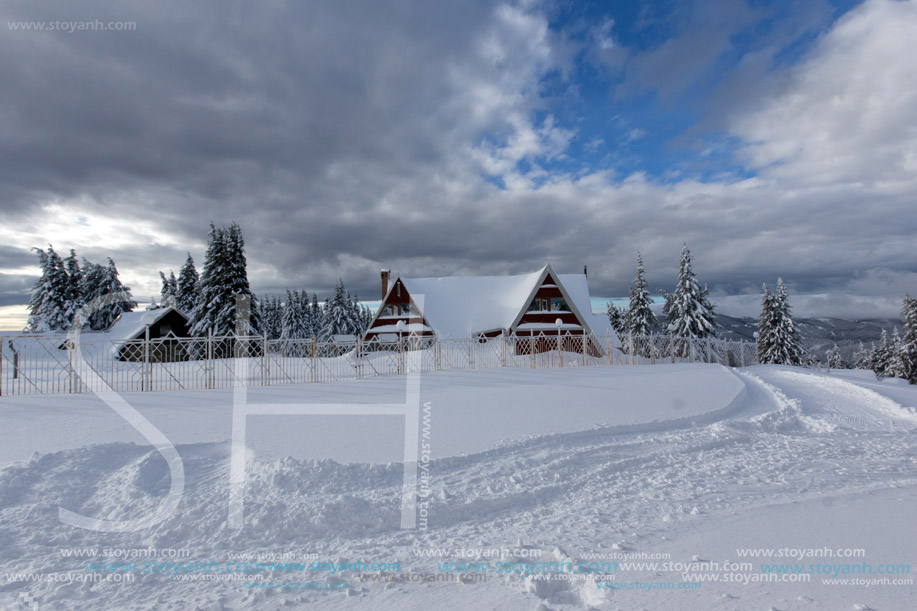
[0,0,914,324]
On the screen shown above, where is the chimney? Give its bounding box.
[381,269,390,299]
[583,264,588,278]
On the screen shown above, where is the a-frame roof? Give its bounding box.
[368,264,614,339]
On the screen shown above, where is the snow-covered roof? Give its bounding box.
[558,274,615,338]
[98,307,187,344]
[399,268,546,338]
[382,265,617,341]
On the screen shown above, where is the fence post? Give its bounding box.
[207,331,213,390]
[262,336,268,385]
[531,336,536,369]
[146,325,154,391]
[582,332,587,366]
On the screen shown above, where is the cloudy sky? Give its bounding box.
[1,0,915,329]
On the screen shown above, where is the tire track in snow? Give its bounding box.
[754,367,917,431]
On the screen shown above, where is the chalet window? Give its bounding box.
[381,302,418,317]
[527,296,571,312]
[549,297,570,312]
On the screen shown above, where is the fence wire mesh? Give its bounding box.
[0,331,758,396]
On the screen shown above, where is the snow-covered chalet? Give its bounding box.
[363,264,616,354]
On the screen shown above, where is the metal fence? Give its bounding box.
[0,332,758,397]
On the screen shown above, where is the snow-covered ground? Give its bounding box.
[0,364,915,610]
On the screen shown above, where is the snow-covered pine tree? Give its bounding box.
[35,246,71,332]
[826,344,844,370]
[63,249,84,327]
[90,258,137,330]
[902,294,917,384]
[766,278,804,366]
[223,222,262,335]
[259,295,281,340]
[870,330,891,377]
[189,225,226,337]
[699,282,718,338]
[757,283,776,364]
[606,302,626,335]
[627,253,657,336]
[853,341,871,370]
[668,244,716,356]
[362,303,374,336]
[659,290,674,330]
[281,290,311,340]
[320,280,353,341]
[884,327,906,379]
[80,260,103,330]
[159,271,178,308]
[176,253,200,314]
[190,223,261,337]
[310,293,323,339]
[27,247,50,332]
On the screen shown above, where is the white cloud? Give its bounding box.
[734,0,917,188]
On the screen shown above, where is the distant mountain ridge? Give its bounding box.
[713,314,903,362]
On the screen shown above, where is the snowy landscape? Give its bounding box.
[3,0,917,609]
[1,364,916,610]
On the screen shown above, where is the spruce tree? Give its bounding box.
[871,330,892,376]
[606,302,626,335]
[310,293,323,338]
[79,260,104,330]
[699,282,718,338]
[261,295,283,340]
[176,253,200,314]
[826,344,844,370]
[627,253,657,336]
[281,290,311,341]
[27,247,50,332]
[757,283,777,364]
[190,224,226,337]
[853,341,871,370]
[90,258,137,330]
[35,246,71,332]
[766,278,804,366]
[901,294,917,384]
[668,244,716,355]
[159,271,178,308]
[884,328,906,379]
[63,249,84,327]
[190,223,261,337]
[659,289,675,331]
[320,280,354,341]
